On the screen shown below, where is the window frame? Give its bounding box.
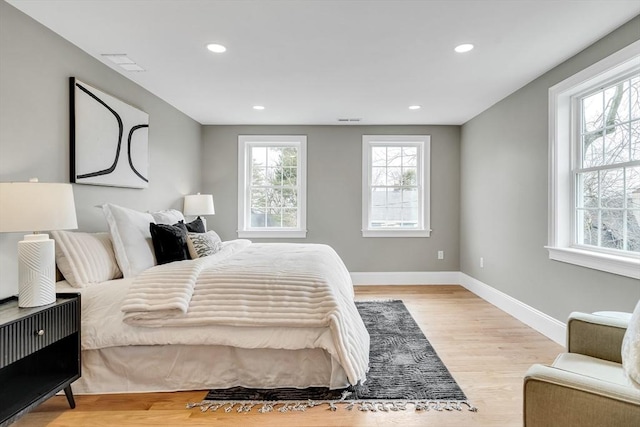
[237,135,307,238]
[362,135,431,238]
[547,40,640,279]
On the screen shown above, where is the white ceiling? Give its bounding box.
[6,0,640,125]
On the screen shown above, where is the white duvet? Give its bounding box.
[66,241,370,387]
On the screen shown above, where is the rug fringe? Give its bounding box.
[187,399,477,413]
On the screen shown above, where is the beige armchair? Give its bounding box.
[524,312,640,427]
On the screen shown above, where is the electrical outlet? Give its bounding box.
[480,257,484,268]
[437,250,444,260]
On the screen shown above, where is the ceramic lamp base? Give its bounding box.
[18,233,56,308]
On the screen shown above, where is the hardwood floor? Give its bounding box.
[15,285,563,426]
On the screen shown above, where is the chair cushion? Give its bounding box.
[553,353,633,388]
[622,300,640,388]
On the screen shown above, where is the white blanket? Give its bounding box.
[121,241,370,386]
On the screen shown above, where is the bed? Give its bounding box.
[52,205,370,394]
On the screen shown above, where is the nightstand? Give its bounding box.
[0,293,81,426]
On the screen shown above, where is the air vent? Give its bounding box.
[102,54,145,72]
[337,118,361,122]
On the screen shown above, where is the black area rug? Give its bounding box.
[189,300,475,413]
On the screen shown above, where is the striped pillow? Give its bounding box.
[52,230,123,287]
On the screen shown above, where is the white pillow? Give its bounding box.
[102,204,156,278]
[187,231,222,259]
[150,209,185,225]
[52,230,122,287]
[622,299,640,388]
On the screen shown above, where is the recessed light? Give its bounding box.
[409,105,421,110]
[206,43,227,53]
[454,43,474,53]
[253,105,265,110]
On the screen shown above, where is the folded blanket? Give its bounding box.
[121,241,369,385]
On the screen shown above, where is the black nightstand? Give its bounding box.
[0,293,81,426]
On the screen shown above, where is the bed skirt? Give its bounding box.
[72,344,349,394]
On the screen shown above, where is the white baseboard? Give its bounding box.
[458,273,566,346]
[350,271,460,285]
[350,271,566,345]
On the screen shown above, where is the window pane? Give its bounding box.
[251,189,266,209]
[580,209,599,246]
[632,76,640,120]
[632,120,640,161]
[372,167,386,186]
[600,168,624,208]
[282,208,297,227]
[387,167,402,186]
[600,209,624,249]
[582,133,604,168]
[252,165,266,185]
[628,167,640,208]
[250,210,266,227]
[629,210,640,252]
[282,166,297,186]
[372,147,387,167]
[282,147,298,167]
[268,147,282,166]
[267,208,282,227]
[401,167,417,185]
[388,147,402,166]
[583,91,604,132]
[251,147,267,167]
[266,188,282,208]
[403,147,417,166]
[282,189,297,208]
[577,171,599,208]
[604,83,626,125]
[604,124,630,164]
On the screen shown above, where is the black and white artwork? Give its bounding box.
[70,77,149,188]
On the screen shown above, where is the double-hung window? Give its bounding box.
[362,135,430,237]
[238,135,307,238]
[548,41,640,278]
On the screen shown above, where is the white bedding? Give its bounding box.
[58,240,369,392]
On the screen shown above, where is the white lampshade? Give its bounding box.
[0,180,78,307]
[183,193,215,216]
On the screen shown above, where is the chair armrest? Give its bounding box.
[524,364,640,427]
[567,312,628,364]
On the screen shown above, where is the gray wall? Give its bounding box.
[202,125,460,272]
[0,1,202,298]
[460,16,640,322]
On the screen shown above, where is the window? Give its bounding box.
[362,135,430,237]
[238,135,307,238]
[548,40,640,278]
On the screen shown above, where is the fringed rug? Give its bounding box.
[188,300,475,414]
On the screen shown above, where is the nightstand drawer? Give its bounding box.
[0,298,78,368]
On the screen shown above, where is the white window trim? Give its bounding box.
[362,135,431,238]
[547,40,640,279]
[237,135,307,238]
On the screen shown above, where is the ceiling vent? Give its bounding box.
[337,118,361,122]
[102,54,145,72]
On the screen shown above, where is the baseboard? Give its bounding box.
[350,271,460,285]
[350,271,566,345]
[458,273,566,346]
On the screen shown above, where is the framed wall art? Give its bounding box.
[70,77,149,188]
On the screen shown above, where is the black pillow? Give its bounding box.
[183,218,206,233]
[150,222,190,265]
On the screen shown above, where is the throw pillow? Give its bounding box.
[185,217,206,233]
[622,299,640,388]
[150,209,185,225]
[102,204,156,277]
[150,222,191,265]
[187,231,222,259]
[52,230,122,287]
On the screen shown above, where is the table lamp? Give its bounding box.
[0,179,78,307]
[183,193,215,230]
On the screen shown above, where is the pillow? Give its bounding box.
[102,204,156,278]
[622,299,640,388]
[187,231,222,258]
[150,209,185,225]
[150,222,190,265]
[184,217,206,233]
[52,230,122,287]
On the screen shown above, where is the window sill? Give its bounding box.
[238,229,307,239]
[362,229,431,238]
[546,246,640,279]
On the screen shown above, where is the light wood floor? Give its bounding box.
[15,285,563,427]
